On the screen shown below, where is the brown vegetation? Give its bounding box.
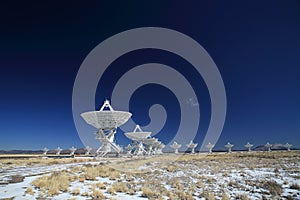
[32,171,70,196]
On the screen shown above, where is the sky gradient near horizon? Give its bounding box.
[0,1,300,150]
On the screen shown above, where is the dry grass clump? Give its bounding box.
[203,191,216,200]
[83,165,121,181]
[107,186,116,195]
[263,180,282,196]
[200,190,215,200]
[126,188,136,195]
[110,182,128,193]
[109,170,120,180]
[25,187,34,195]
[32,171,70,196]
[170,178,184,190]
[85,166,100,180]
[161,178,194,199]
[78,174,86,182]
[0,157,94,168]
[82,191,89,196]
[221,193,230,200]
[91,189,105,200]
[196,180,204,188]
[236,193,250,200]
[98,165,113,177]
[174,190,194,200]
[166,165,176,172]
[94,182,106,190]
[124,173,134,182]
[289,183,300,189]
[141,187,161,199]
[71,187,80,195]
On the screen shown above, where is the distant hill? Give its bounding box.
[0,150,42,154]
[0,148,94,155]
[253,143,295,151]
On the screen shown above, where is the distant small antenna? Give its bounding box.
[245,142,253,152]
[170,141,182,154]
[135,141,146,156]
[56,147,62,155]
[156,143,165,155]
[205,142,215,153]
[69,146,77,156]
[85,146,92,155]
[264,142,272,152]
[225,142,234,153]
[284,143,292,151]
[124,124,152,156]
[125,144,133,156]
[43,147,49,155]
[186,140,198,154]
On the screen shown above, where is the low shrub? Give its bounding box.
[9,175,24,183]
[263,181,282,196]
[91,189,105,200]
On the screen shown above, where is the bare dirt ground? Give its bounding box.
[0,151,299,200]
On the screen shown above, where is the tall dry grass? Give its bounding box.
[32,171,70,196]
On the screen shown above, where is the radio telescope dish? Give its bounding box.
[81,100,132,129]
[155,142,165,154]
[264,142,272,152]
[56,147,62,155]
[186,140,198,154]
[81,100,132,157]
[43,147,49,155]
[85,146,92,155]
[125,144,133,156]
[245,142,253,152]
[170,141,182,154]
[284,143,292,151]
[125,125,151,141]
[69,146,77,156]
[225,142,234,153]
[143,138,159,155]
[143,138,158,145]
[205,142,215,153]
[125,125,153,156]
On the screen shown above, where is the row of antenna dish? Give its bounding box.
[42,141,293,156]
[80,100,294,157]
[169,141,293,153]
[42,146,92,156]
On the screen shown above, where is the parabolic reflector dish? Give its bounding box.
[125,131,152,140]
[125,124,152,141]
[143,138,158,145]
[81,100,132,129]
[81,111,132,129]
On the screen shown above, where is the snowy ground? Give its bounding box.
[0,151,299,200]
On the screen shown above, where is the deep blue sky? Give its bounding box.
[0,1,299,150]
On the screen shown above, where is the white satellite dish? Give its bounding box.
[81,100,132,157]
[170,141,182,154]
[56,147,62,155]
[245,142,253,152]
[205,142,215,153]
[43,147,49,155]
[225,142,234,153]
[264,142,272,152]
[186,140,198,154]
[284,143,292,151]
[69,146,77,156]
[85,146,92,155]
